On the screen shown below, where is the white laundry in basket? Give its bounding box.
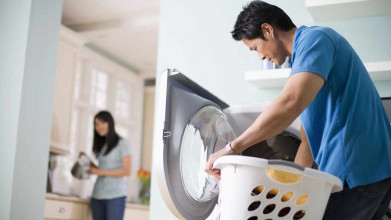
[213,156,343,220]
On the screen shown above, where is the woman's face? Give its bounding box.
[95,118,109,137]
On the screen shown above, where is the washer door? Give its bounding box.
[155,69,236,220]
[224,103,302,162]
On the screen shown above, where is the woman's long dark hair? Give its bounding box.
[92,111,120,156]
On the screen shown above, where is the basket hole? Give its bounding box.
[248,201,261,211]
[281,192,294,202]
[251,185,264,196]
[266,189,279,199]
[247,216,258,220]
[263,204,276,214]
[266,169,302,184]
[293,210,306,220]
[278,207,291,217]
[296,195,309,205]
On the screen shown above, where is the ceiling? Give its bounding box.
[61,0,160,79]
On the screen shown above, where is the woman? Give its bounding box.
[87,111,132,220]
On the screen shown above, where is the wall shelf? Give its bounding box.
[245,61,391,89]
[245,68,290,88]
[306,0,391,22]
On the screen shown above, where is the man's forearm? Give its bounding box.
[230,72,325,154]
[231,94,303,153]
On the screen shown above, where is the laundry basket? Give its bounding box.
[213,156,343,220]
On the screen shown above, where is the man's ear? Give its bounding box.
[261,23,274,39]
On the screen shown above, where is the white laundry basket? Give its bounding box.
[213,156,343,220]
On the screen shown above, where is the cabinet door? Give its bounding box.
[50,42,77,154]
[44,199,87,220]
[123,207,150,220]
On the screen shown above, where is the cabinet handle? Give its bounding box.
[58,207,66,213]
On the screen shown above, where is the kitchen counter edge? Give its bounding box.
[46,193,150,210]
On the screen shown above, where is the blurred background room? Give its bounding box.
[45,1,159,219]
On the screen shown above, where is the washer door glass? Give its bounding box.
[180,105,237,202]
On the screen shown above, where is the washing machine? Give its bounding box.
[154,69,303,220]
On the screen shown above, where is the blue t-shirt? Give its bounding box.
[92,138,132,199]
[290,26,391,188]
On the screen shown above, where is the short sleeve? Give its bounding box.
[290,30,336,81]
[119,139,132,157]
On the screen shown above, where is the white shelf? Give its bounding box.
[245,68,291,88]
[306,0,391,22]
[245,61,391,89]
[365,61,391,81]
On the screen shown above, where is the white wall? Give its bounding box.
[141,86,155,171]
[150,0,391,219]
[0,1,63,219]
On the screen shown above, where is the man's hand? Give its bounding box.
[204,147,230,180]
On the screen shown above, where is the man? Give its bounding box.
[205,1,391,219]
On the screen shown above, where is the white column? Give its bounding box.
[0,0,63,219]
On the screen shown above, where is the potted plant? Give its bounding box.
[137,168,151,205]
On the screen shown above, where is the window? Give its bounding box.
[69,108,80,155]
[85,113,95,154]
[90,69,108,109]
[115,81,131,119]
[116,123,131,141]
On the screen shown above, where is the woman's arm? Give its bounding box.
[294,124,314,168]
[88,155,131,177]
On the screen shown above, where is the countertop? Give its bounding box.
[46,193,150,210]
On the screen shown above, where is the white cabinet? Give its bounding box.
[50,26,86,155]
[45,194,149,220]
[124,204,150,220]
[50,43,77,154]
[44,199,88,220]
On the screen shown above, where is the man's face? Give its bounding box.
[242,35,286,66]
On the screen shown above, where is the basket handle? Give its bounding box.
[268,160,305,171]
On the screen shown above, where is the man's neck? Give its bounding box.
[279,27,297,57]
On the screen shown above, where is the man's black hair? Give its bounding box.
[232,1,296,41]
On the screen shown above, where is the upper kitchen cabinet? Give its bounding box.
[306,0,391,22]
[50,26,87,155]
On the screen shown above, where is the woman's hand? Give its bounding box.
[204,147,230,180]
[87,167,100,175]
[87,156,131,177]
